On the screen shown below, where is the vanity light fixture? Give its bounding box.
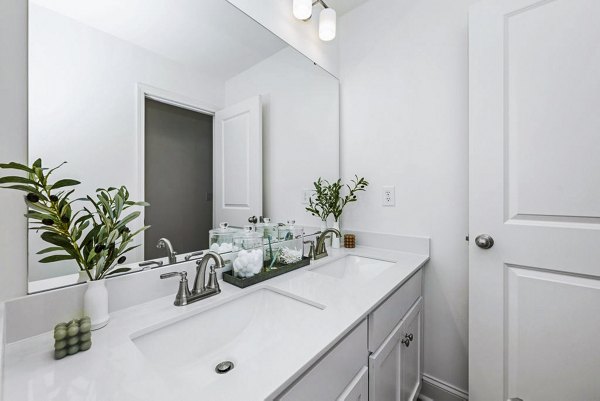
[293,0,337,42]
[293,0,313,20]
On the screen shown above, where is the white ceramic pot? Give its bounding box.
[84,279,109,330]
[331,221,341,249]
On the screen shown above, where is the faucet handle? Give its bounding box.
[160,271,191,306]
[303,240,315,259]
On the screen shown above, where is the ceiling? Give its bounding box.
[31,0,287,82]
[325,0,371,15]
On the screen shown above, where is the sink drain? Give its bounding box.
[215,361,235,374]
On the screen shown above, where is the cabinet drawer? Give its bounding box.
[277,319,368,401]
[368,269,422,352]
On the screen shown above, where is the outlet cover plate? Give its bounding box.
[382,186,395,206]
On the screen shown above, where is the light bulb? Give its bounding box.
[293,0,312,20]
[319,8,336,41]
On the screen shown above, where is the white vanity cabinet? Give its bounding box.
[276,269,423,401]
[369,297,423,401]
[276,319,368,401]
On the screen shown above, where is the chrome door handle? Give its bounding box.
[475,234,494,249]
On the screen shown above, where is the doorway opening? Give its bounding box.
[143,98,213,260]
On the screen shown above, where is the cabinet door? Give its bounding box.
[400,303,422,401]
[337,366,368,401]
[369,298,423,401]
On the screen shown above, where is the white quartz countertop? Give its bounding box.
[2,246,428,401]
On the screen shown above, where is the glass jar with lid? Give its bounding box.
[269,220,304,266]
[256,217,278,243]
[232,225,264,278]
[209,222,239,254]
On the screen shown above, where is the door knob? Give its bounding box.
[401,338,410,347]
[475,234,494,249]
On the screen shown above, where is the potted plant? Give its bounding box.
[305,175,369,248]
[0,159,149,329]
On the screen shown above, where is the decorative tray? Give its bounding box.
[222,257,311,288]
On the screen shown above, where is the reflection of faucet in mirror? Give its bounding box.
[156,238,177,264]
[184,251,204,261]
[314,228,341,260]
[139,260,164,270]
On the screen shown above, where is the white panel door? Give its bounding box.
[213,96,262,227]
[469,1,600,400]
[337,366,368,401]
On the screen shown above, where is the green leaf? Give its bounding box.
[0,176,40,186]
[1,185,47,200]
[39,254,75,263]
[124,201,150,207]
[115,211,140,230]
[36,246,63,255]
[32,158,42,169]
[0,162,34,174]
[40,231,72,249]
[51,179,81,190]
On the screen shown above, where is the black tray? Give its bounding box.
[222,257,311,288]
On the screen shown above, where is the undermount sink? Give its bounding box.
[310,255,395,282]
[131,288,324,388]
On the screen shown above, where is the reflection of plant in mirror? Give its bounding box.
[0,159,149,281]
[305,175,369,223]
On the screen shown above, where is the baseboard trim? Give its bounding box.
[422,373,469,400]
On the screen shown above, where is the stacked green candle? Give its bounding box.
[53,316,92,360]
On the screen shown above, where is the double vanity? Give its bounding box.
[1,237,429,401]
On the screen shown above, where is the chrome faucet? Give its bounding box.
[184,251,204,261]
[314,228,341,260]
[156,238,177,264]
[160,251,224,306]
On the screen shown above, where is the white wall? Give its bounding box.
[28,5,225,281]
[0,0,28,302]
[225,47,339,227]
[226,0,339,77]
[339,0,476,397]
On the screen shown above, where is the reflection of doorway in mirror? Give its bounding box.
[144,98,213,260]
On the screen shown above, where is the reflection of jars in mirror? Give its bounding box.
[232,225,264,278]
[256,217,278,243]
[278,219,303,241]
[209,222,239,254]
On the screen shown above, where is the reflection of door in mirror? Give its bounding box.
[144,98,213,260]
[214,96,263,227]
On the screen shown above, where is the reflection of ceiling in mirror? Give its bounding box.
[30,0,287,81]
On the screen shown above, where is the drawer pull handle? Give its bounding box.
[401,338,410,347]
[405,333,414,342]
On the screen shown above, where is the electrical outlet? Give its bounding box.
[302,189,313,204]
[382,186,395,206]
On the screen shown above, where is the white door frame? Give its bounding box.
[135,83,217,259]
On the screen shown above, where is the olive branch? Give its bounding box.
[0,159,149,280]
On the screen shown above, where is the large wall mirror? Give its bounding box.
[28,0,339,292]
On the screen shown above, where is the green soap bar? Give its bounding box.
[67,336,79,346]
[67,324,79,337]
[67,345,79,355]
[80,340,92,352]
[55,322,67,330]
[80,316,91,323]
[53,328,67,341]
[79,332,92,342]
[54,348,68,360]
[79,322,91,333]
[54,340,67,350]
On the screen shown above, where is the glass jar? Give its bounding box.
[277,219,303,241]
[256,217,278,243]
[209,222,238,254]
[232,225,264,278]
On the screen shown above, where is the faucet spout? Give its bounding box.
[157,238,177,264]
[193,251,225,294]
[314,228,341,260]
